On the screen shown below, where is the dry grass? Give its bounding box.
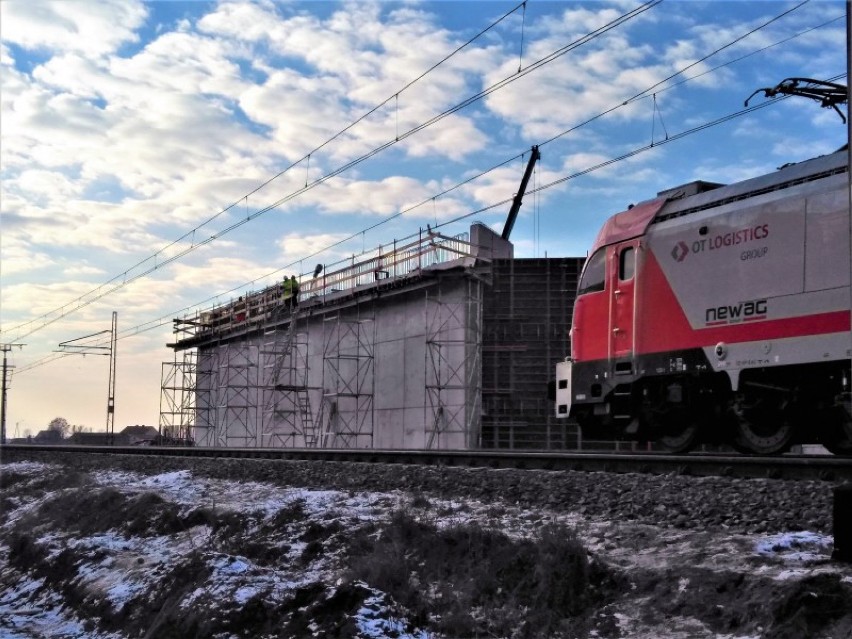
[346,510,617,638]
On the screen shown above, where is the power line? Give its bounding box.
[538,0,817,149]
[3,0,659,342]
[17,71,845,378]
[2,1,529,340]
[11,5,842,369]
[6,0,837,361]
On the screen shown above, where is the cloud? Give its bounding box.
[0,0,148,57]
[15,169,82,202]
[278,232,355,268]
[0,240,55,277]
[206,1,494,164]
[63,264,108,277]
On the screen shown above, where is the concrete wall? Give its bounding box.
[193,270,480,449]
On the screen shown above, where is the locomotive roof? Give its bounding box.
[588,150,848,255]
[652,149,849,224]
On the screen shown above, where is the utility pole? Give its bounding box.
[0,343,25,444]
[106,311,117,440]
[56,311,118,443]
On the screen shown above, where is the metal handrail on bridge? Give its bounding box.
[172,230,473,342]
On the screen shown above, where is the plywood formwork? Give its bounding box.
[480,257,585,449]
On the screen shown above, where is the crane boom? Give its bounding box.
[501,145,541,240]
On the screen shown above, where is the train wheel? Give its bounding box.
[822,405,852,456]
[645,381,702,453]
[731,397,795,455]
[655,404,701,453]
[658,419,701,453]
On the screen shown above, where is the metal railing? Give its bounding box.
[173,229,474,342]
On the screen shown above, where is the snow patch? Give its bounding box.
[755,531,833,562]
[353,584,431,639]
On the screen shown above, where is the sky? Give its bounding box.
[0,0,848,436]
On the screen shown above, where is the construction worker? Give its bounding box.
[291,275,300,309]
[282,276,294,310]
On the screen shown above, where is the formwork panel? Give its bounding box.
[481,257,584,450]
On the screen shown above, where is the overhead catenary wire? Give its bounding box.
[2,0,660,342]
[1,0,529,340]
[7,1,842,366]
[11,8,845,374]
[16,72,845,378]
[537,0,815,150]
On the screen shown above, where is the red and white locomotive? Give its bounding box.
[556,148,852,455]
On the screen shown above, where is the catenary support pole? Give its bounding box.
[0,343,24,444]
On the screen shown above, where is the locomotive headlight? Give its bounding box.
[715,342,727,360]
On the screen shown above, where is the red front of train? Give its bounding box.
[555,150,852,455]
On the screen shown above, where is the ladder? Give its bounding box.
[261,307,317,446]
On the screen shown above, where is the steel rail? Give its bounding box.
[2,444,850,482]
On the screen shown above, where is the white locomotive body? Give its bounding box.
[556,149,852,454]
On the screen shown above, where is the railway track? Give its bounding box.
[2,443,851,482]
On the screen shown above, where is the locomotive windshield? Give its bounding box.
[577,249,606,295]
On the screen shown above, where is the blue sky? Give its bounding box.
[0,0,848,435]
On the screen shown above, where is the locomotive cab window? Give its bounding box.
[619,247,635,281]
[578,250,606,295]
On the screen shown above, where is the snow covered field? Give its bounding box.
[2,457,851,638]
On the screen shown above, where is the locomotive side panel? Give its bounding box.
[805,186,850,292]
[639,174,850,387]
[647,196,806,330]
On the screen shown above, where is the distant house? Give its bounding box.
[33,429,63,444]
[120,425,159,445]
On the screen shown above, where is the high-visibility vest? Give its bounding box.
[282,279,294,298]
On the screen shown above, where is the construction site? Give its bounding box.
[160,221,584,450]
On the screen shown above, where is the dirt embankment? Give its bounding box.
[2,450,852,638]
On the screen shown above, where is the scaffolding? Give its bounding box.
[479,258,583,449]
[261,309,317,447]
[320,309,375,448]
[159,350,196,442]
[424,279,482,449]
[160,223,508,451]
[194,349,219,446]
[216,341,259,447]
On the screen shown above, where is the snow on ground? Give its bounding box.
[2,460,851,638]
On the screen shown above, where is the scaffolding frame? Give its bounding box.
[424,279,482,449]
[159,350,196,442]
[261,310,318,447]
[194,348,219,446]
[216,341,259,447]
[320,307,375,448]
